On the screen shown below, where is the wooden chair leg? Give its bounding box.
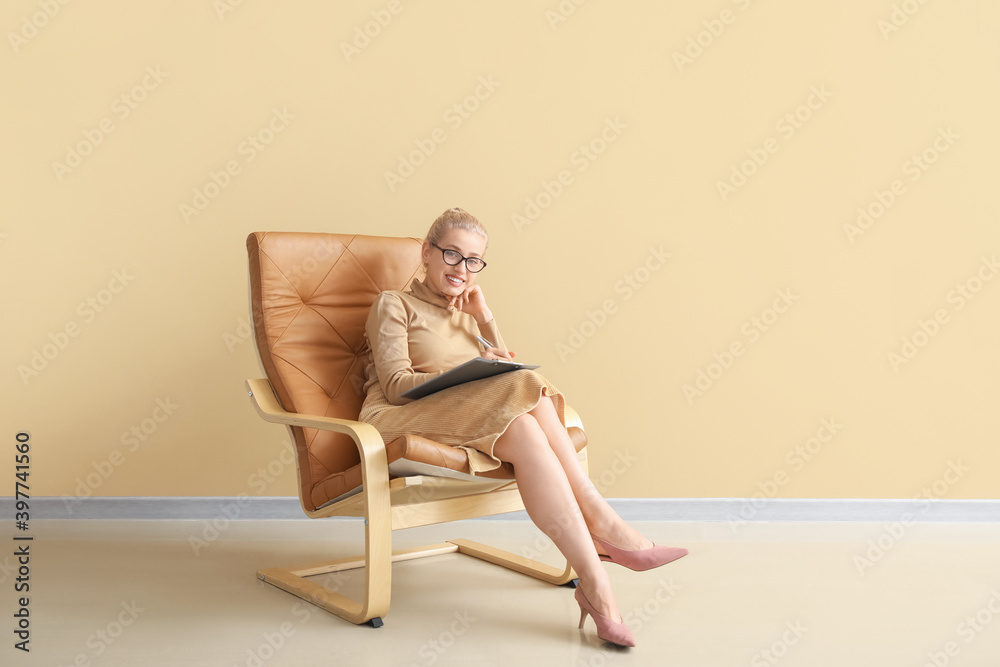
[258,516,396,626]
[257,538,577,625]
[448,538,578,585]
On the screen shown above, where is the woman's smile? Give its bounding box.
[422,227,485,299]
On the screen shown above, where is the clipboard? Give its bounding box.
[400,357,540,400]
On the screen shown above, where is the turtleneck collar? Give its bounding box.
[407,278,456,311]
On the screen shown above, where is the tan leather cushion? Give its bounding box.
[309,426,587,508]
[249,232,427,509]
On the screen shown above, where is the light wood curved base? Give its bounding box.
[246,376,587,626]
[257,540,576,626]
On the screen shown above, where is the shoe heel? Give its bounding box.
[574,585,636,647]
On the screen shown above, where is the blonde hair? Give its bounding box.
[426,207,488,247]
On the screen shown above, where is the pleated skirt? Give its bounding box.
[359,368,566,473]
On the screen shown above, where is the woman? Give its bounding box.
[359,208,686,647]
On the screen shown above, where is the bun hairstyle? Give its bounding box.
[425,207,489,247]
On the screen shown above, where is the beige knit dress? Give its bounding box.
[358,279,566,473]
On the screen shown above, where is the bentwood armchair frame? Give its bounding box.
[245,232,588,626]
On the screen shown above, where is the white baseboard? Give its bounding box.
[10,496,1000,522]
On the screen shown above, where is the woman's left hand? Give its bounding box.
[449,284,492,323]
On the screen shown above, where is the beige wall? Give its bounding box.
[3,1,998,501]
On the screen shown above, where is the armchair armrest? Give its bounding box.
[245,378,390,517]
[246,378,383,444]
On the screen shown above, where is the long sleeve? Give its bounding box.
[365,292,446,406]
[477,317,504,354]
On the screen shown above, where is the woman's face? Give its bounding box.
[422,228,487,300]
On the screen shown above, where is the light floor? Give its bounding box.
[5,518,1000,666]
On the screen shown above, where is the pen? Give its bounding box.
[476,335,494,349]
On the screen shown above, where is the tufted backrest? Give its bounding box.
[247,232,423,511]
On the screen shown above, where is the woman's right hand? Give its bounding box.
[482,347,515,362]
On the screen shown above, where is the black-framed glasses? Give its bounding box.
[431,243,487,273]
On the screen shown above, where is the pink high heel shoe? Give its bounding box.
[575,586,636,648]
[592,535,688,571]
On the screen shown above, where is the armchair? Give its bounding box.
[244,231,588,627]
